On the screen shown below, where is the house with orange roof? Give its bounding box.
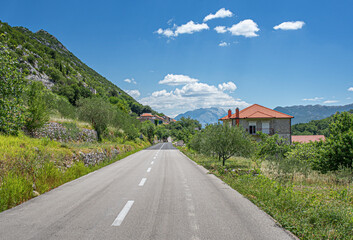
[219,104,294,142]
[138,113,175,125]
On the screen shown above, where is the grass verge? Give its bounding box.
[179,147,353,240]
[0,133,150,212]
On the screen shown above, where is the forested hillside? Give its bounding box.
[292,109,353,136]
[275,104,353,124]
[0,20,156,115]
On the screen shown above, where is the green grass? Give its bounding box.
[180,147,353,240]
[0,133,150,212]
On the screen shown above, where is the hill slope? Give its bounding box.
[175,107,226,126]
[274,104,353,124]
[292,109,353,136]
[0,20,155,115]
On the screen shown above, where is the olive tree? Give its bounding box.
[202,123,254,166]
[25,81,50,134]
[77,98,113,141]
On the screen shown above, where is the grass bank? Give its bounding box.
[0,133,150,212]
[180,147,353,240]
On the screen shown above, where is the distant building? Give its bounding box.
[292,135,325,143]
[219,104,294,142]
[138,113,175,125]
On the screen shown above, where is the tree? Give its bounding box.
[0,45,26,135]
[155,124,169,141]
[77,98,113,141]
[321,112,353,171]
[141,121,155,143]
[25,81,50,134]
[201,123,254,166]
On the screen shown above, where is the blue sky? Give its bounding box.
[1,0,353,116]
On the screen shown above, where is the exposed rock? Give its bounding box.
[26,71,54,89]
[32,191,40,197]
[31,122,97,142]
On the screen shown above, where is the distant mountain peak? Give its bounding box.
[175,107,226,126]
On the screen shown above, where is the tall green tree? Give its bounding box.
[0,44,26,135]
[141,121,155,143]
[77,98,113,141]
[197,123,254,166]
[24,81,50,134]
[321,112,353,171]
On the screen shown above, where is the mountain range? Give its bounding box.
[175,107,226,126]
[175,104,353,126]
[274,104,353,124]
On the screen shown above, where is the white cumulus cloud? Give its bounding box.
[156,28,175,38]
[228,19,260,37]
[348,87,353,91]
[323,100,339,104]
[219,41,230,47]
[302,97,323,101]
[156,21,209,38]
[175,21,209,36]
[141,76,248,116]
[274,21,305,30]
[214,26,227,33]
[124,78,136,84]
[218,82,237,92]
[204,8,234,22]
[159,74,199,86]
[126,89,140,99]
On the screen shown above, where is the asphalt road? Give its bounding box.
[0,143,296,240]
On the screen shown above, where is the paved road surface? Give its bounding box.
[0,143,296,240]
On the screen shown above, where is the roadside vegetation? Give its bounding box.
[0,39,155,212]
[0,133,149,212]
[0,38,202,212]
[183,112,353,239]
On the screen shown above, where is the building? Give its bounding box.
[138,113,175,125]
[219,104,294,142]
[292,135,325,143]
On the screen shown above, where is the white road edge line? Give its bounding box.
[139,178,147,186]
[147,167,151,172]
[112,200,134,226]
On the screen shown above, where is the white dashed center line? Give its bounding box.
[138,178,147,186]
[112,200,134,226]
[151,161,154,165]
[147,167,151,173]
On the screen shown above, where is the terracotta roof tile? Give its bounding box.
[219,104,293,120]
[292,135,326,143]
[141,113,153,117]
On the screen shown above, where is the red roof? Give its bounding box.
[219,104,293,120]
[141,113,153,117]
[292,135,325,143]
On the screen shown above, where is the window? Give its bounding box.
[262,121,270,134]
[249,121,256,134]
